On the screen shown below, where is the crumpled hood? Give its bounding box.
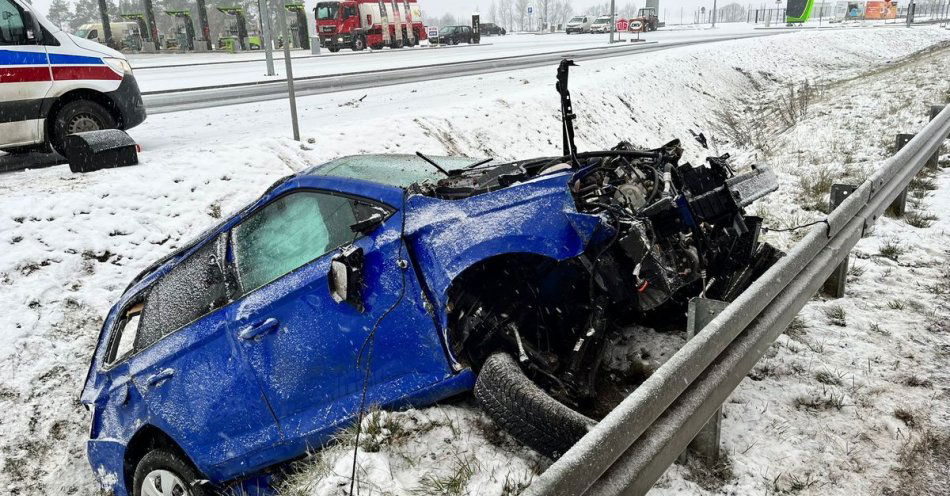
[65,33,125,59]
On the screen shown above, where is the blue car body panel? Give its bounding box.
[82,157,603,495]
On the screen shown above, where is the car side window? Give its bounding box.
[0,0,27,45]
[105,302,144,366]
[232,191,360,296]
[135,235,229,351]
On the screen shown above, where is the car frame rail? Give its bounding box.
[522,103,950,496]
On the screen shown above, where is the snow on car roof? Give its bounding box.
[306,154,481,188]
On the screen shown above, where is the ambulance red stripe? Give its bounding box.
[0,67,52,83]
[51,66,123,81]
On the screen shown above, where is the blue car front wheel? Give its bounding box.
[133,450,210,496]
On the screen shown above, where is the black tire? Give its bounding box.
[49,100,116,157]
[351,36,365,51]
[328,46,340,53]
[132,449,210,496]
[475,351,595,459]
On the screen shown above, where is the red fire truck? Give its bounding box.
[315,1,427,52]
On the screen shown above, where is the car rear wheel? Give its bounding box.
[49,100,116,157]
[133,450,209,496]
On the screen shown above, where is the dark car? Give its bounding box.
[480,22,506,35]
[429,25,475,45]
[81,61,778,496]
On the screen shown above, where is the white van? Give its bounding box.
[0,0,146,155]
[75,22,142,49]
[565,16,593,34]
[589,15,614,33]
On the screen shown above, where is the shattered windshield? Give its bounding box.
[316,3,339,20]
[307,154,479,188]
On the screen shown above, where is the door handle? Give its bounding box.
[145,368,175,388]
[238,318,280,341]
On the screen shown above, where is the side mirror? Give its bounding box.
[328,245,364,312]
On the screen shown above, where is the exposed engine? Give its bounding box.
[422,59,783,412]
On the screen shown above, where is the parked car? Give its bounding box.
[81,61,779,496]
[565,15,593,33]
[429,25,475,45]
[589,14,614,33]
[0,0,146,156]
[479,22,506,35]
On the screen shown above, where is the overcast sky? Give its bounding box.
[29,0,730,23]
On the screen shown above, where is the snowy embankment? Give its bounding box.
[1,26,948,495]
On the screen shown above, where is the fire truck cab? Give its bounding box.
[315,0,426,52]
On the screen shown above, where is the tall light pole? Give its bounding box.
[609,0,616,43]
[906,0,916,26]
[259,0,276,76]
[277,2,300,140]
[712,0,718,27]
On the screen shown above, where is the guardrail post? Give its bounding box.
[821,184,856,298]
[678,297,728,466]
[929,105,947,169]
[887,134,915,217]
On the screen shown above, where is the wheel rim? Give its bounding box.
[66,114,101,134]
[141,469,189,496]
[356,38,363,49]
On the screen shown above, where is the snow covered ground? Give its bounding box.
[0,25,948,496]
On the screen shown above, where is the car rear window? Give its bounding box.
[135,235,229,351]
[308,154,479,188]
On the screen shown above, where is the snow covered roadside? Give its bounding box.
[1,27,948,495]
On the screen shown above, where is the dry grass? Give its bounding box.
[682,451,735,492]
[797,168,836,213]
[824,305,847,327]
[888,429,950,495]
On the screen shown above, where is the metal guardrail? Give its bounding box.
[523,104,950,496]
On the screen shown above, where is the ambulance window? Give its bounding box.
[0,0,27,45]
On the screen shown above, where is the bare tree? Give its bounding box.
[515,0,530,30]
[716,3,746,22]
[490,1,498,22]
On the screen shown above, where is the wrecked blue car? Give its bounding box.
[81,62,779,496]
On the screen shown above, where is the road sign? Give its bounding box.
[527,6,533,14]
[427,26,438,38]
[617,18,629,31]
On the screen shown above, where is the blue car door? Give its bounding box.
[0,0,52,147]
[229,189,452,445]
[126,235,282,477]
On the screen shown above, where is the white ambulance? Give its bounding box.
[0,0,146,155]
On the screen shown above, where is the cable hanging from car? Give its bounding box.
[348,189,410,495]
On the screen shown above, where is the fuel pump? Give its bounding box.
[119,13,147,51]
[472,14,481,44]
[164,10,196,50]
[217,6,250,51]
[285,2,310,49]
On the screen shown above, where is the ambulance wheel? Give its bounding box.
[50,100,116,157]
